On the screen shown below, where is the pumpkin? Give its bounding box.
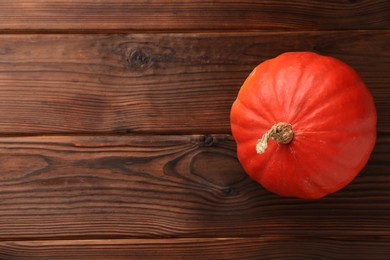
[230,52,376,199]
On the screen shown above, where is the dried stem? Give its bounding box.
[256,122,294,154]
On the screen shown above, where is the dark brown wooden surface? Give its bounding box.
[0,0,388,31]
[0,1,389,258]
[0,135,388,241]
[0,31,389,134]
[1,237,390,260]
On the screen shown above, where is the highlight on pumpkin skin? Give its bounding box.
[256,122,294,154]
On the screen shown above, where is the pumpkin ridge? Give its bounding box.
[293,133,366,197]
[294,134,354,169]
[235,98,275,126]
[268,57,283,116]
[291,59,360,128]
[283,63,306,124]
[297,167,330,199]
[299,96,375,133]
[236,61,279,124]
[270,52,314,124]
[239,148,268,185]
[254,144,286,194]
[289,142,343,197]
[282,52,324,124]
[232,124,262,143]
[285,145,312,197]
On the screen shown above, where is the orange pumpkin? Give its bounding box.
[230,52,377,199]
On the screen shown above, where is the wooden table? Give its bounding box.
[0,1,389,259]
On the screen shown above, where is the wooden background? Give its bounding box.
[0,1,389,259]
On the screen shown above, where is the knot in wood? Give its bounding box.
[128,48,151,70]
[201,135,215,146]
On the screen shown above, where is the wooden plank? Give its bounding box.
[0,0,388,31]
[0,31,389,134]
[0,237,389,260]
[0,134,388,240]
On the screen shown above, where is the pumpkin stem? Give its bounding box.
[256,122,294,154]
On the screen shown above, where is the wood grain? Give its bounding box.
[0,135,388,240]
[0,31,389,134]
[0,0,388,31]
[0,237,389,260]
